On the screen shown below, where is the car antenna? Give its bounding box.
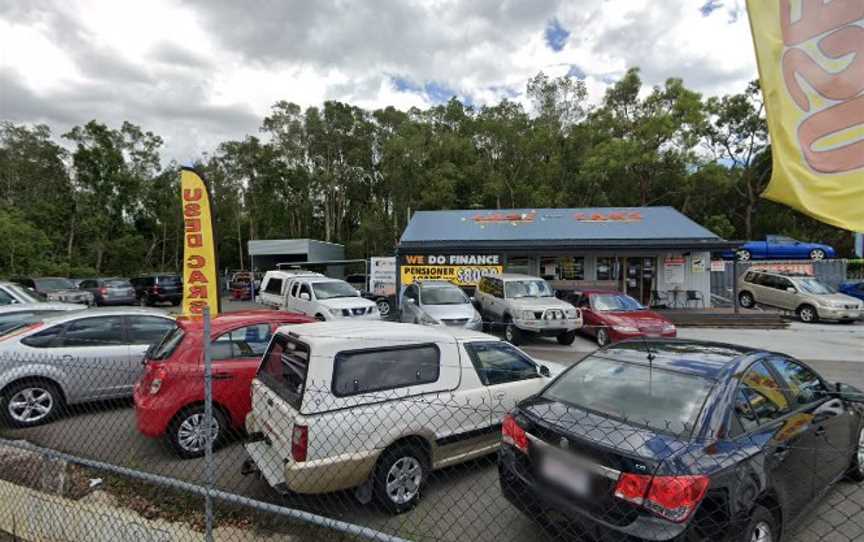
[640,334,656,395]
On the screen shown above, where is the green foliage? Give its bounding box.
[0,70,857,280]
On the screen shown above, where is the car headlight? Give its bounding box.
[565,308,578,318]
[469,312,482,323]
[612,325,639,333]
[663,324,677,333]
[520,310,534,320]
[328,308,343,317]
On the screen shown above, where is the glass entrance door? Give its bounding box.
[624,257,655,305]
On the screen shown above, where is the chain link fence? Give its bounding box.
[0,311,862,542]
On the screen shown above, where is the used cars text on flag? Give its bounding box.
[180,167,221,316]
[746,0,864,232]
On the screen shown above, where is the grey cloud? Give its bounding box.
[150,42,213,70]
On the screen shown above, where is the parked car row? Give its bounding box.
[1,303,861,541]
[1,274,184,308]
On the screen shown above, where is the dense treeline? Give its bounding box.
[0,68,853,277]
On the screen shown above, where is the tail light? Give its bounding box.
[502,414,529,454]
[292,424,308,462]
[148,366,168,395]
[614,473,709,523]
[99,287,108,296]
[150,285,161,294]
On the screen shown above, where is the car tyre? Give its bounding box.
[373,443,428,514]
[847,426,864,482]
[596,328,610,347]
[809,249,826,261]
[1,380,64,428]
[556,329,577,346]
[168,405,227,459]
[738,505,777,542]
[739,292,755,309]
[503,318,523,346]
[797,304,819,323]
[737,249,752,262]
[376,298,391,317]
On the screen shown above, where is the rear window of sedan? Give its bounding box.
[542,356,715,436]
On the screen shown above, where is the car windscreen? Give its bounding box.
[591,294,644,311]
[6,284,40,303]
[257,334,309,410]
[541,356,714,436]
[504,280,554,299]
[795,278,835,295]
[105,279,131,288]
[148,326,185,360]
[157,275,182,286]
[34,278,75,290]
[312,281,357,300]
[421,285,469,305]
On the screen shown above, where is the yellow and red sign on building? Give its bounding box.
[747,0,864,231]
[180,168,220,316]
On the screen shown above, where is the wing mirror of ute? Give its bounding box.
[299,292,310,301]
[835,382,864,403]
[538,365,551,378]
[786,287,796,293]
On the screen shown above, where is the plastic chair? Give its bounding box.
[685,290,704,308]
[650,290,669,308]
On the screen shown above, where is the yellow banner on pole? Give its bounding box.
[746,0,864,232]
[180,167,221,316]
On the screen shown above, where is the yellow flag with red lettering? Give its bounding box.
[746,0,864,231]
[180,167,221,316]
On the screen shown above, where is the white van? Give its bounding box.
[242,322,564,513]
[257,270,322,308]
[280,276,379,321]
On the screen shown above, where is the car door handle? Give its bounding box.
[772,444,791,461]
[814,426,826,437]
[212,373,234,381]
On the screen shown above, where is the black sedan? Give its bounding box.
[499,340,864,542]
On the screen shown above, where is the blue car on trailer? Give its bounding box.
[724,235,836,262]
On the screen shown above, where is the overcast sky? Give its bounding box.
[0,0,756,162]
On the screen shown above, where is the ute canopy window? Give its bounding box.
[332,344,440,397]
[258,334,309,409]
[542,356,714,436]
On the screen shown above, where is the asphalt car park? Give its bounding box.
[2,300,862,542]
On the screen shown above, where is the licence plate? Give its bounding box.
[540,454,590,496]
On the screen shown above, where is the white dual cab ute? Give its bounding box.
[242,321,564,513]
[258,270,380,321]
[474,273,583,345]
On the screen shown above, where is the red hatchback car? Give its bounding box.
[566,290,677,346]
[134,310,314,458]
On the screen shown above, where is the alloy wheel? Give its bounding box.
[8,387,54,424]
[740,293,754,308]
[385,456,422,505]
[737,250,752,262]
[176,413,220,454]
[750,521,772,542]
[810,249,826,261]
[377,299,391,317]
[858,428,864,476]
[597,328,609,347]
[800,307,816,323]
[505,324,515,343]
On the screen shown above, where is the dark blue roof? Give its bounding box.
[398,207,733,250]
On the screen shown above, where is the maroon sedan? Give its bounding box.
[566,290,677,346]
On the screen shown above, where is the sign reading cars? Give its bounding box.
[400,254,502,286]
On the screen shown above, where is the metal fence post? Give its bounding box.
[203,306,214,542]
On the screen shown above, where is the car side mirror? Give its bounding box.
[299,292,310,301]
[786,287,796,293]
[835,382,864,403]
[538,365,551,378]
[354,289,362,296]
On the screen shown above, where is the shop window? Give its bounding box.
[505,257,533,275]
[540,257,585,281]
[596,257,620,281]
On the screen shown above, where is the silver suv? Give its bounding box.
[474,274,582,345]
[737,271,862,323]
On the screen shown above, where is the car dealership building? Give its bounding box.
[395,207,738,308]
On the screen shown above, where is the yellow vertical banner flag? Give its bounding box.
[746,0,864,231]
[180,167,221,316]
